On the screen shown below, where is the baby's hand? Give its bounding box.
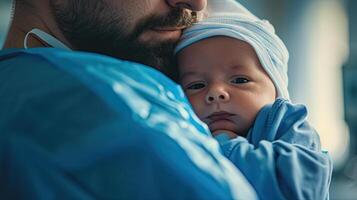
[247,98,321,151]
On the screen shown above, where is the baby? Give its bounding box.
[174,12,332,200]
[175,13,289,139]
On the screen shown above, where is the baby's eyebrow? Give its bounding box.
[180,71,199,80]
[229,65,245,70]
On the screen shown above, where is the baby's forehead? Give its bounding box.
[178,36,258,58]
[178,36,262,71]
[180,62,254,75]
[178,61,264,82]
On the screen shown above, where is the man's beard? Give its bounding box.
[50,0,196,78]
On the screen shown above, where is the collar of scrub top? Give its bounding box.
[0,0,16,49]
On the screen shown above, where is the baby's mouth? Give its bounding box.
[206,111,235,124]
[204,111,239,137]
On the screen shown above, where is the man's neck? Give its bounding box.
[4,0,71,49]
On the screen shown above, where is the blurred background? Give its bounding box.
[238,0,356,199]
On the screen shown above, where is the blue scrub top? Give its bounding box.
[0,48,258,200]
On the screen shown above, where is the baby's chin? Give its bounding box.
[211,128,250,139]
[212,129,238,139]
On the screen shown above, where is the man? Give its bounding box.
[0,0,258,199]
[5,0,205,74]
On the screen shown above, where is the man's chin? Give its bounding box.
[125,40,177,75]
[138,29,182,46]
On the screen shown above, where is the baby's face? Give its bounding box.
[177,36,276,138]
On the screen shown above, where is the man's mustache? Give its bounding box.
[131,9,197,40]
[148,9,197,28]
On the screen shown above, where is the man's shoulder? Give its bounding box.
[0,48,137,96]
[0,48,178,92]
[0,48,123,131]
[0,48,121,71]
[0,48,190,127]
[0,48,89,100]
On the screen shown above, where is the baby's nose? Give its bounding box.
[205,87,230,104]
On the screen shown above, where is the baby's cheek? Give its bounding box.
[187,95,205,118]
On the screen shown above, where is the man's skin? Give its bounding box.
[4,0,206,74]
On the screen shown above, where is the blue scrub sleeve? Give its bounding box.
[219,98,333,200]
[0,48,258,200]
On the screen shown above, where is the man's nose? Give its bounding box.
[166,0,207,11]
[205,86,230,104]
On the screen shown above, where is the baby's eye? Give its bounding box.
[231,77,250,84]
[186,82,206,90]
